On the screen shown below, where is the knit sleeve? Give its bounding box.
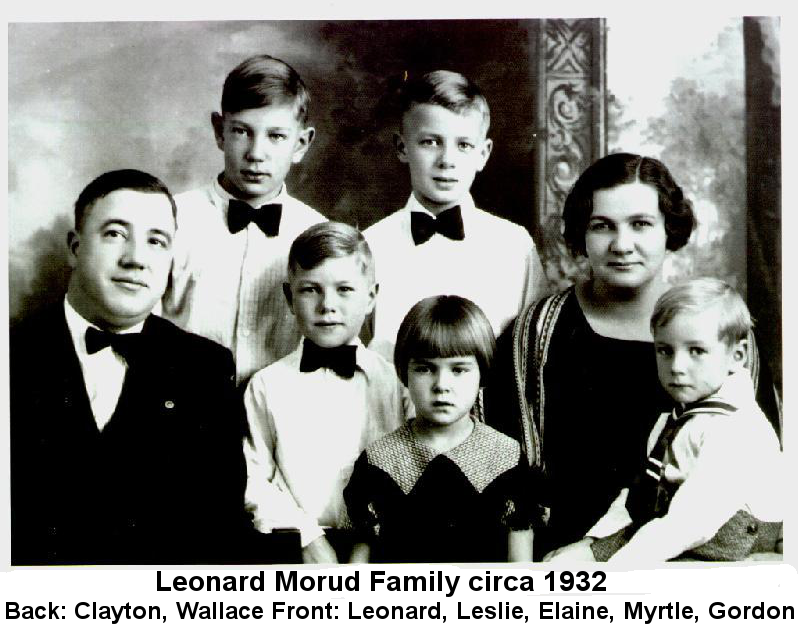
[343,451,382,542]
[497,462,546,531]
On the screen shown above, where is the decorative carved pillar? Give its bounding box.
[534,18,607,288]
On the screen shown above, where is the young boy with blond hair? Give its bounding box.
[363,70,548,360]
[244,221,406,563]
[545,278,783,563]
[163,54,325,384]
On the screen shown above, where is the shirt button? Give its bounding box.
[164,400,175,409]
[241,329,251,337]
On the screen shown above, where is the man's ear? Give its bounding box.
[66,230,80,269]
[282,282,294,313]
[211,112,225,151]
[394,133,409,163]
[291,126,315,164]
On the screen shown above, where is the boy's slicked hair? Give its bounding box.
[562,152,696,257]
[651,277,753,346]
[398,70,490,133]
[394,295,495,386]
[287,221,375,281]
[221,54,310,124]
[74,169,176,231]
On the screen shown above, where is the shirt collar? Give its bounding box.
[211,175,289,214]
[294,337,378,381]
[402,192,476,219]
[64,297,145,357]
[713,369,756,408]
[674,370,756,419]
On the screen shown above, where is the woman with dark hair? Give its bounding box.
[484,153,697,558]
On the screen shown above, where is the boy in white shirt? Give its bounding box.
[545,278,783,563]
[163,54,325,384]
[244,222,406,563]
[364,70,548,361]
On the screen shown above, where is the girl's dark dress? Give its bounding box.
[344,422,534,563]
[485,290,672,558]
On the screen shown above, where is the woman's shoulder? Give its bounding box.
[520,285,575,316]
[512,285,577,340]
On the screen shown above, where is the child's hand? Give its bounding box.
[543,538,596,562]
[349,542,371,564]
[301,536,339,564]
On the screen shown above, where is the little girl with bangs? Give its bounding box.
[344,295,536,563]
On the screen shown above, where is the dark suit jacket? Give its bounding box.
[10,304,268,565]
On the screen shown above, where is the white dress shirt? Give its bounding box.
[587,371,784,563]
[162,178,326,384]
[63,299,144,430]
[363,193,548,360]
[244,340,408,546]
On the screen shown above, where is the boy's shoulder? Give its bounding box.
[170,183,222,235]
[173,183,216,212]
[279,193,327,232]
[247,346,304,387]
[672,377,779,449]
[362,207,407,241]
[357,344,399,381]
[467,206,534,248]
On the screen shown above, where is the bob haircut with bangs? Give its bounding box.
[394,295,495,386]
[651,277,753,347]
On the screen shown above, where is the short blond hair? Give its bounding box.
[287,221,374,281]
[398,70,490,134]
[651,277,752,346]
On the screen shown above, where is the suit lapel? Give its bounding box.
[127,315,180,428]
[47,307,99,437]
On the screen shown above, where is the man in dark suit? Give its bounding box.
[10,169,293,565]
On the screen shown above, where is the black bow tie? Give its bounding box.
[227,200,282,236]
[85,327,142,363]
[410,206,465,245]
[299,339,358,379]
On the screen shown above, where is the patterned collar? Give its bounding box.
[366,422,520,494]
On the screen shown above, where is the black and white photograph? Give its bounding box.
[4,5,788,574]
